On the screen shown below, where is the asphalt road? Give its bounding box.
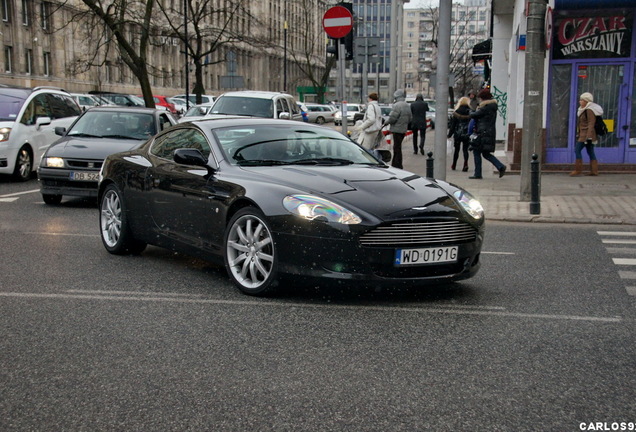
[1,178,635,431]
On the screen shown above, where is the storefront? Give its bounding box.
[547,0,636,165]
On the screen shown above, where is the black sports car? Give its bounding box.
[98,118,485,296]
[38,106,176,204]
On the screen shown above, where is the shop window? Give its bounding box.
[548,64,571,149]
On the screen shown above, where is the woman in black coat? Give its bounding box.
[468,89,506,179]
[447,97,471,171]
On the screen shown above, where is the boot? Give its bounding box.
[588,160,599,176]
[569,159,583,176]
[462,161,469,172]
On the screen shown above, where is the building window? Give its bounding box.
[2,0,11,22]
[5,46,12,72]
[43,51,50,76]
[21,0,29,25]
[25,48,32,74]
[40,1,50,30]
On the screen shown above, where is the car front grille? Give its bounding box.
[66,159,103,169]
[359,220,477,247]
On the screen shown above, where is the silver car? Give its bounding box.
[304,103,337,124]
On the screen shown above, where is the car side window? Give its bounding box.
[151,128,211,161]
[20,94,50,125]
[158,114,171,131]
[276,99,287,117]
[47,94,81,119]
[289,99,300,115]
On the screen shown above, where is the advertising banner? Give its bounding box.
[552,11,633,60]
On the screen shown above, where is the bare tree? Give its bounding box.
[155,0,267,104]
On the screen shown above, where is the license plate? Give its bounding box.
[395,246,458,266]
[69,171,99,181]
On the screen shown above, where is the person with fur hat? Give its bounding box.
[570,92,603,176]
[385,89,412,169]
[467,88,506,179]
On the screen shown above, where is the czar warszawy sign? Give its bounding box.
[552,11,633,60]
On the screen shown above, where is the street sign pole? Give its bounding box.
[338,40,347,136]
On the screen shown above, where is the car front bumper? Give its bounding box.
[38,167,99,197]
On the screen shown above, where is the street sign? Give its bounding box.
[322,6,353,39]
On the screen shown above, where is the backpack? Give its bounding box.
[594,115,608,137]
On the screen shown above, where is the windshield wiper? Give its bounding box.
[101,134,138,140]
[68,132,102,138]
[292,157,355,166]
[236,159,293,166]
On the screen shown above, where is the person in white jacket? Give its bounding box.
[357,93,383,150]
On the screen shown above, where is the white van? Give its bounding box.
[0,86,81,181]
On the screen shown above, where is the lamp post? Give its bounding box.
[284,18,288,92]
[184,0,189,109]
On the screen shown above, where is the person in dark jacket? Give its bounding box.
[409,94,429,155]
[447,96,471,171]
[468,88,506,179]
[385,89,412,169]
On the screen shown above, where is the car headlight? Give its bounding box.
[283,194,362,224]
[0,127,11,142]
[42,157,65,168]
[453,190,484,220]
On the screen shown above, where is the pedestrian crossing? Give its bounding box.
[598,230,636,297]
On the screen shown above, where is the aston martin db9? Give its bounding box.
[98,118,484,296]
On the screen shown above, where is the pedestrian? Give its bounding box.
[385,89,412,169]
[409,94,429,155]
[356,92,384,151]
[570,92,602,176]
[468,88,506,179]
[468,91,479,111]
[448,97,471,172]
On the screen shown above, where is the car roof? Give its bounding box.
[218,90,295,100]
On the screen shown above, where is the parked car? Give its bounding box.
[173,94,216,106]
[210,91,304,121]
[71,93,103,111]
[0,85,81,181]
[353,104,392,124]
[38,107,176,204]
[170,98,189,115]
[97,117,484,296]
[305,103,336,124]
[334,103,363,125]
[177,103,216,123]
[148,95,178,114]
[89,91,145,107]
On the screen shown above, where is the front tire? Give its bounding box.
[316,116,325,125]
[42,194,62,205]
[99,184,146,255]
[224,207,279,296]
[13,147,33,181]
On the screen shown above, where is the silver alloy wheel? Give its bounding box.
[100,189,122,248]
[16,148,32,180]
[226,213,275,290]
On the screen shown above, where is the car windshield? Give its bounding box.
[184,106,211,118]
[211,97,274,118]
[214,125,382,166]
[0,92,27,121]
[68,111,156,140]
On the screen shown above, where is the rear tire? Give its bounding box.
[99,184,146,255]
[42,194,62,205]
[13,147,33,182]
[316,116,325,124]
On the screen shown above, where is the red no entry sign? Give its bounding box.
[322,6,353,39]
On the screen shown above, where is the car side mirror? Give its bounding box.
[54,126,67,136]
[36,116,52,128]
[174,148,209,167]
[279,112,291,120]
[376,149,392,163]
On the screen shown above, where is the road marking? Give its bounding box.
[482,251,515,255]
[598,231,636,236]
[66,289,208,298]
[602,239,636,244]
[23,232,100,237]
[0,189,39,198]
[613,258,636,265]
[619,271,636,279]
[606,247,636,255]
[0,291,622,323]
[626,287,636,296]
[0,198,19,202]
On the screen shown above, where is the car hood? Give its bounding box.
[46,136,144,159]
[240,165,464,220]
[0,120,16,127]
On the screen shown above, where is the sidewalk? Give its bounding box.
[400,133,636,225]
